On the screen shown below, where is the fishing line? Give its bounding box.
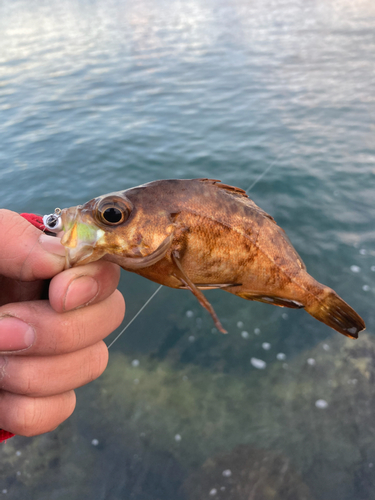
[245,151,283,193]
[107,284,163,349]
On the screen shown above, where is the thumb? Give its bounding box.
[0,209,66,281]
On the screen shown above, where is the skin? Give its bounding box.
[59,179,365,338]
[0,210,125,436]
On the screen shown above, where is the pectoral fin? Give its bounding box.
[171,251,227,333]
[118,234,174,270]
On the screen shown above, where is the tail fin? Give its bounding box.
[305,289,365,339]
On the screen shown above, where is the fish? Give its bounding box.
[56,178,365,338]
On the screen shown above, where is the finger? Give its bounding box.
[0,210,65,281]
[0,276,45,307]
[0,290,125,355]
[49,261,121,313]
[0,341,109,397]
[0,390,76,437]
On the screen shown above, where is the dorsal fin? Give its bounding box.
[197,178,276,223]
[197,179,248,198]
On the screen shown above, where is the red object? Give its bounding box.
[20,212,57,236]
[0,213,49,443]
[20,212,47,232]
[0,429,15,442]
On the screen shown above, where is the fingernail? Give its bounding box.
[0,317,36,352]
[39,234,66,257]
[63,276,99,311]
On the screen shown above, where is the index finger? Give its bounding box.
[0,210,66,281]
[0,290,125,355]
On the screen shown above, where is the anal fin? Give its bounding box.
[171,251,227,333]
[238,292,304,309]
[179,283,242,290]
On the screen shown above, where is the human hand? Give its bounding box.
[0,210,125,436]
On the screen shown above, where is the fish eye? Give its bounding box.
[102,207,123,223]
[96,197,130,226]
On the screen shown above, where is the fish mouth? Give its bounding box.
[60,206,106,268]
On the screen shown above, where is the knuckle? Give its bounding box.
[22,363,41,396]
[81,341,108,384]
[11,392,76,437]
[14,398,44,437]
[0,209,19,232]
[97,261,121,289]
[0,358,37,396]
[0,356,9,387]
[111,290,126,328]
[53,290,125,355]
[84,342,109,382]
[59,316,86,353]
[0,211,40,282]
[15,359,39,396]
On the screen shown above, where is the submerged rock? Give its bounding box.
[95,333,375,500]
[184,445,315,500]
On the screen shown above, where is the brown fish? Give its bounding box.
[57,178,365,338]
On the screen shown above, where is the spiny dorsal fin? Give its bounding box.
[197,179,248,198]
[197,178,276,223]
